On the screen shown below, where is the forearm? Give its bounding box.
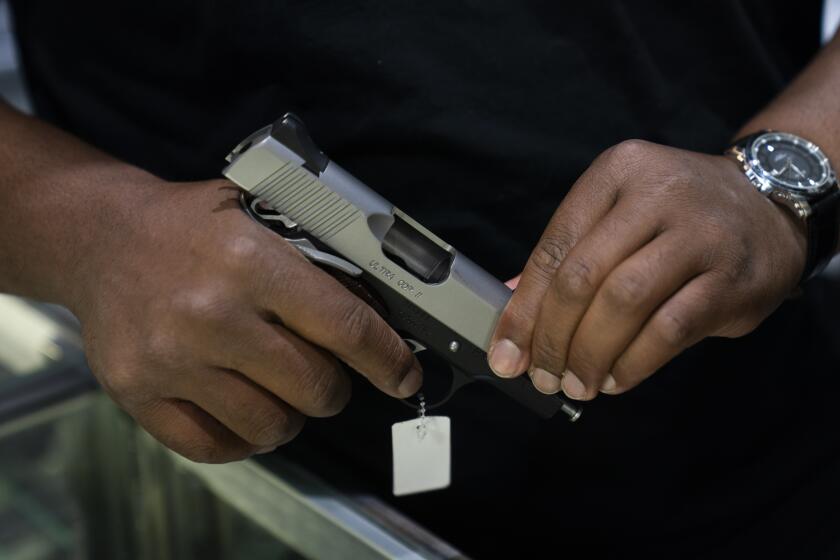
[0,101,160,309]
[736,34,840,252]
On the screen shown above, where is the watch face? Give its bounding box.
[749,132,833,193]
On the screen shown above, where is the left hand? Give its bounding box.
[489,139,807,401]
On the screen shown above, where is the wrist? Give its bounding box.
[20,165,164,314]
[719,153,808,290]
[0,108,169,311]
[73,174,168,316]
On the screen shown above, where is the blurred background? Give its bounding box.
[0,0,28,113]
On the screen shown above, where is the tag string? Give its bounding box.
[416,392,428,440]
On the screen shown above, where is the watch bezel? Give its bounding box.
[747,131,836,196]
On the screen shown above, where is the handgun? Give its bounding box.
[223,113,581,421]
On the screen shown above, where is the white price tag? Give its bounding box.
[391,416,451,496]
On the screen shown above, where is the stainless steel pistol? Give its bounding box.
[223,113,581,421]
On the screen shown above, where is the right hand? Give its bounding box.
[70,178,422,463]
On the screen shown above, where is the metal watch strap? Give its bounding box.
[802,186,840,282]
[727,131,840,284]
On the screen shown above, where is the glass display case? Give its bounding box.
[0,0,29,113]
[0,297,465,560]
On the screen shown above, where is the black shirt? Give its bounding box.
[11,1,840,557]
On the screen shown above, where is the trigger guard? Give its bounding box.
[400,366,474,412]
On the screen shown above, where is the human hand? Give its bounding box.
[71,179,421,462]
[489,140,806,400]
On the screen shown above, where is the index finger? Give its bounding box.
[256,247,422,399]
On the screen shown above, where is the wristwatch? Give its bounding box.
[726,130,840,283]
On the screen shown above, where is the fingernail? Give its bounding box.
[561,370,587,400]
[398,366,423,398]
[488,339,523,378]
[529,368,563,394]
[256,446,277,455]
[600,374,617,394]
